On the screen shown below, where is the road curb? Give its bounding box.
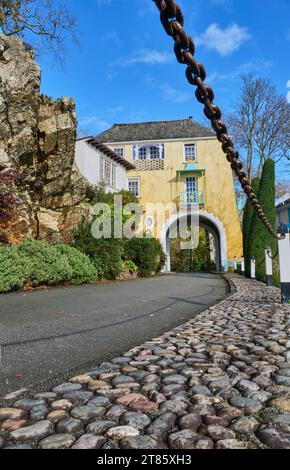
[221,273,237,297]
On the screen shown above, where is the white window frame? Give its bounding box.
[128,177,140,197]
[100,156,117,188]
[185,176,198,204]
[112,164,117,188]
[134,144,164,161]
[113,147,124,158]
[183,143,197,162]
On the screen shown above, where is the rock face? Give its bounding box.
[0,34,91,244]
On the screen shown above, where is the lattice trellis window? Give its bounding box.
[134,160,165,171]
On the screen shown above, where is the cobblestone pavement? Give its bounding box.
[1,274,290,450]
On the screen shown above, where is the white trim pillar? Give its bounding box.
[278,232,290,303]
[241,256,245,276]
[251,257,256,279]
[234,257,238,273]
[265,248,273,287]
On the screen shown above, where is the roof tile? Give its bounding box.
[96,118,214,143]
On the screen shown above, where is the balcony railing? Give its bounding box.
[179,191,205,206]
[278,223,290,233]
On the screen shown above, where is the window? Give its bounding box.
[185,177,197,204]
[133,144,164,161]
[128,178,140,197]
[104,160,111,185]
[184,143,196,162]
[100,157,117,188]
[113,147,124,157]
[112,165,117,188]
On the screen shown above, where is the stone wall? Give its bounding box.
[0,34,92,244]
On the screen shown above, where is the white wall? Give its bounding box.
[277,206,290,226]
[75,139,128,192]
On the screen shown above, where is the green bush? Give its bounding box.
[0,244,30,292]
[73,221,124,279]
[125,237,165,277]
[191,258,205,272]
[170,228,212,273]
[18,239,73,287]
[54,244,98,284]
[248,159,278,283]
[123,260,138,274]
[0,239,98,293]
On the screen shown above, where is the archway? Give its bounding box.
[161,210,228,273]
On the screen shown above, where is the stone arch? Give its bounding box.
[160,210,228,273]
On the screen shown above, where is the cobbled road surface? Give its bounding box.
[0,275,290,449]
[0,273,227,397]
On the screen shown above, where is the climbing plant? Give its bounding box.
[243,176,261,276]
[170,228,214,273]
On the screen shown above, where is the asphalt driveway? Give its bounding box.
[0,273,228,397]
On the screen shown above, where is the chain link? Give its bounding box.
[153,0,284,241]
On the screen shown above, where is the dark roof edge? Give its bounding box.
[87,138,135,170]
[276,198,290,209]
[76,135,93,141]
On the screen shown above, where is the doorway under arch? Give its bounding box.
[160,210,228,273]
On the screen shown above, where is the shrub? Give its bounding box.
[18,239,73,287]
[0,244,30,292]
[73,221,124,279]
[54,244,98,284]
[123,260,138,274]
[124,237,165,277]
[170,228,212,273]
[248,159,278,283]
[0,239,98,293]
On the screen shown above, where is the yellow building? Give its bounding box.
[97,118,242,272]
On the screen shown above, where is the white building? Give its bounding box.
[75,137,135,192]
[276,194,290,231]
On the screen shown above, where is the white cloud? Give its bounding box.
[160,84,192,104]
[107,106,124,115]
[78,115,110,133]
[103,32,122,46]
[206,59,272,84]
[195,23,251,56]
[115,49,173,66]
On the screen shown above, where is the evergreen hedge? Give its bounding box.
[0,239,98,293]
[248,159,277,283]
[124,237,166,277]
[73,221,124,280]
[74,221,166,279]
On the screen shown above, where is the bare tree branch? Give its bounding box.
[0,0,78,63]
[227,74,290,181]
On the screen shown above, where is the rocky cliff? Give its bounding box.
[0,34,91,244]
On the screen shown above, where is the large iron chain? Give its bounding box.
[153,0,284,240]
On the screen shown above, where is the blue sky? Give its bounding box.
[38,0,290,141]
